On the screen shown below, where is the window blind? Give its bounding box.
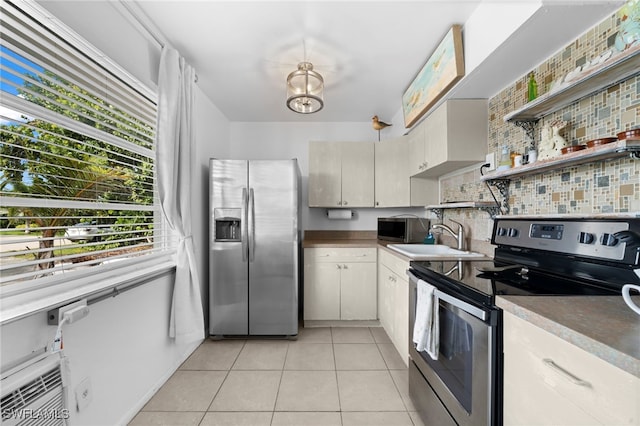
[0,1,174,288]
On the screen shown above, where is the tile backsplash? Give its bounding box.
[440,3,640,254]
[438,3,639,251]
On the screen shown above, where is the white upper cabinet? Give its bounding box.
[341,142,375,207]
[410,99,488,178]
[308,141,342,207]
[309,138,438,209]
[308,141,374,207]
[377,136,438,207]
[408,125,426,176]
[375,137,411,207]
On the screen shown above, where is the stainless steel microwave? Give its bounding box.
[377,217,429,243]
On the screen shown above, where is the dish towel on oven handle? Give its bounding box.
[413,279,439,360]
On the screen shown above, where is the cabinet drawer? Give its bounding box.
[304,247,376,263]
[378,248,410,278]
[504,312,640,425]
[504,331,601,425]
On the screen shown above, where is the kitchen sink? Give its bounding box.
[387,244,488,260]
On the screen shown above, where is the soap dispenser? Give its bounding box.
[424,231,436,245]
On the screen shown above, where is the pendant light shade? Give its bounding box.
[286,62,324,114]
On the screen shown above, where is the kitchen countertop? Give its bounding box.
[303,232,640,377]
[497,295,640,378]
[302,230,378,248]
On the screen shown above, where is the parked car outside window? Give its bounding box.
[64,222,113,242]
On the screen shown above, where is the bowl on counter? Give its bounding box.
[617,128,640,141]
[561,144,587,155]
[585,137,617,148]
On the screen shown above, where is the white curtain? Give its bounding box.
[156,46,205,344]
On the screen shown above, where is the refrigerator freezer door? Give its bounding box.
[210,159,249,336]
[248,160,299,335]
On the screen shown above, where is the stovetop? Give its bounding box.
[409,216,640,309]
[413,258,620,298]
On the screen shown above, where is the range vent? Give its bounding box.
[1,354,66,425]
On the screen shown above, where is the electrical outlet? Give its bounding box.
[75,377,92,412]
[485,152,495,171]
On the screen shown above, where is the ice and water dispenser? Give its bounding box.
[214,208,241,242]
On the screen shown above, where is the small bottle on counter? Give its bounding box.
[497,145,511,171]
[513,154,523,167]
[510,151,519,167]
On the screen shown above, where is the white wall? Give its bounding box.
[229,122,426,231]
[193,90,230,327]
[1,2,446,424]
[1,2,230,425]
[1,273,201,425]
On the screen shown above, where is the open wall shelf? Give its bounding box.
[426,201,501,219]
[504,46,640,123]
[480,139,640,181]
[480,140,640,214]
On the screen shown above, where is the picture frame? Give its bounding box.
[402,25,465,128]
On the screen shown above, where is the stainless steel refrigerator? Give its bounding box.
[209,159,301,337]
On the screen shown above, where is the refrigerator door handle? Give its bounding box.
[248,187,255,262]
[241,187,248,261]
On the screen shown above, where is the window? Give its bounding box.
[0,1,173,299]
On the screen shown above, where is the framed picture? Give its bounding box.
[402,25,465,128]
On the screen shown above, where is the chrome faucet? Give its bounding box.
[431,219,465,250]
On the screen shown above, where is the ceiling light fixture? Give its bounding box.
[286,62,324,114]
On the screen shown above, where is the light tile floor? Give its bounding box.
[129,326,426,426]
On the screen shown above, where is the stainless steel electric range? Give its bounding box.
[408,216,640,426]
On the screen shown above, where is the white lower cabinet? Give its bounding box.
[303,247,377,321]
[303,262,341,320]
[377,248,410,366]
[340,261,377,320]
[503,311,640,425]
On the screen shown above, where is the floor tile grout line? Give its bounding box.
[270,339,289,421]
[332,338,344,426]
[204,339,245,413]
[135,327,418,425]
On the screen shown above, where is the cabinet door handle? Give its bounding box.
[343,264,348,269]
[343,201,348,205]
[336,264,342,269]
[337,201,342,206]
[542,358,592,388]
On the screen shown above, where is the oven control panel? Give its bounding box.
[493,219,631,261]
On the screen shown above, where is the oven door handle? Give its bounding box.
[408,271,488,321]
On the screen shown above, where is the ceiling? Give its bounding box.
[131,1,624,125]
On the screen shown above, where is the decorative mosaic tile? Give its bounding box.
[441,2,639,221]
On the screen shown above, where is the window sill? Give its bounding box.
[0,255,176,325]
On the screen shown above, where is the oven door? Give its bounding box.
[408,271,499,426]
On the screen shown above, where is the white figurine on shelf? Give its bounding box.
[538,120,568,160]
